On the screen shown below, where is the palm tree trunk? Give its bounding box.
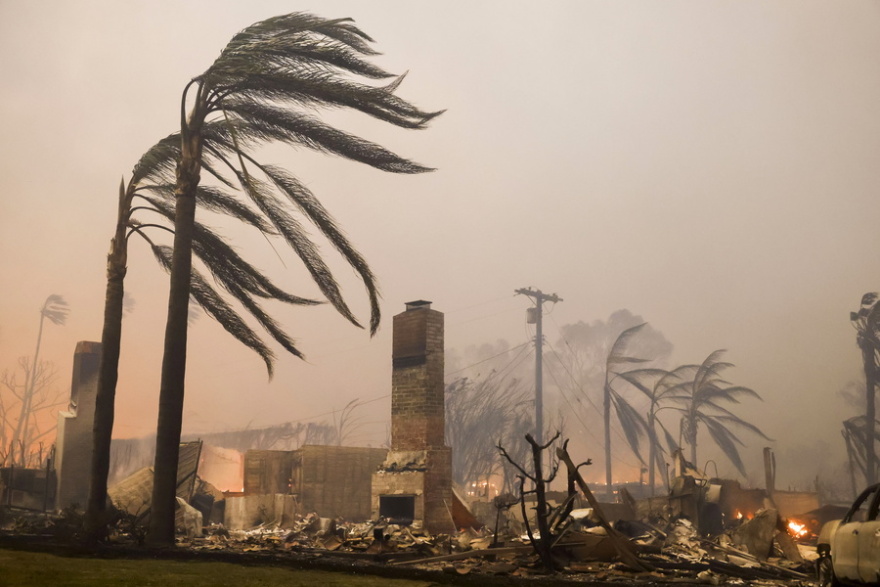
[85,182,128,542]
[604,380,612,499]
[147,111,203,546]
[647,412,656,496]
[863,344,876,485]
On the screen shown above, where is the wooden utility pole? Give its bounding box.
[515,287,562,445]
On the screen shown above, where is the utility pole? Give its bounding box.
[515,287,562,445]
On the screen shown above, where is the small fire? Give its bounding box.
[788,520,808,539]
[735,510,743,520]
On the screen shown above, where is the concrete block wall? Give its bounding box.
[243,450,293,495]
[296,445,387,520]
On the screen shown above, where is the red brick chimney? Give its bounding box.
[372,301,453,534]
[391,300,445,450]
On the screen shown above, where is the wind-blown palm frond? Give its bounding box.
[618,368,668,399]
[138,184,277,235]
[130,133,180,185]
[600,323,665,494]
[610,390,647,463]
[220,100,435,172]
[607,323,651,365]
[703,418,748,476]
[136,193,319,305]
[618,364,695,494]
[257,164,380,333]
[676,350,767,476]
[40,295,69,326]
[149,244,278,372]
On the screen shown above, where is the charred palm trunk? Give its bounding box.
[85,180,129,542]
[862,343,876,485]
[604,379,612,499]
[648,410,657,496]
[148,90,205,546]
[687,411,698,468]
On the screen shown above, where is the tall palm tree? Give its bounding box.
[86,169,318,540]
[851,292,880,485]
[674,350,769,476]
[601,323,652,497]
[149,13,440,545]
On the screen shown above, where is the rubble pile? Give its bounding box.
[149,504,817,585]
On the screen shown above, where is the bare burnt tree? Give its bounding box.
[445,374,530,491]
[498,431,562,572]
[1,358,63,467]
[5,295,68,466]
[498,410,534,494]
[332,398,366,446]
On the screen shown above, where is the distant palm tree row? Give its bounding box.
[597,323,769,496]
[84,13,441,544]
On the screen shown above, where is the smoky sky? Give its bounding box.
[2,0,879,486]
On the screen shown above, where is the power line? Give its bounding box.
[488,345,533,385]
[446,341,531,377]
[544,339,642,469]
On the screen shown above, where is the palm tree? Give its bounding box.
[851,292,880,485]
[674,350,769,476]
[601,323,652,497]
[86,170,319,540]
[10,295,68,465]
[149,13,440,545]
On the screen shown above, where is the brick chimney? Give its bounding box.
[372,301,453,534]
[391,300,445,450]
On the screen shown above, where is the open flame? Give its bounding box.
[788,520,808,539]
[735,510,743,520]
